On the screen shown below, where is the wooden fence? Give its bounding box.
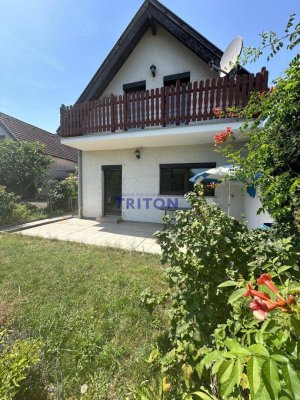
[60,68,268,137]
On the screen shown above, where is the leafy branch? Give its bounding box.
[240,13,300,64]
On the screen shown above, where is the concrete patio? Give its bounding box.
[18,218,162,254]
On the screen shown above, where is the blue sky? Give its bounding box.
[0,0,299,133]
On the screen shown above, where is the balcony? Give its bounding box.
[60,68,268,138]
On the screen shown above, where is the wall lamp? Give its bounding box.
[150,64,156,77]
[135,148,141,159]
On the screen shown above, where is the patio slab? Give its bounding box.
[18,218,162,254]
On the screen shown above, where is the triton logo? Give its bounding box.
[116,196,179,210]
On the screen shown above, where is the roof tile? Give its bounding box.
[0,112,77,162]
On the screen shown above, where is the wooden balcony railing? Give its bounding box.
[60,68,268,137]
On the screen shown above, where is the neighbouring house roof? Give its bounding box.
[0,112,77,162]
[76,0,246,104]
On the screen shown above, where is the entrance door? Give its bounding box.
[103,166,122,216]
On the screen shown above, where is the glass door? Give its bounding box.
[103,166,122,216]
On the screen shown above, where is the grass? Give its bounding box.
[0,234,166,399]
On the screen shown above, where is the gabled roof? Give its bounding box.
[76,0,225,103]
[0,112,77,162]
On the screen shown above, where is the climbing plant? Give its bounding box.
[132,14,300,400]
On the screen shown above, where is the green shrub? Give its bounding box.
[195,273,300,400]
[11,203,33,223]
[47,175,78,212]
[0,140,52,199]
[134,186,299,398]
[219,60,300,235]
[0,329,41,400]
[0,185,21,226]
[0,185,44,227]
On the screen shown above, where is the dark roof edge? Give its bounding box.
[75,0,227,104]
[149,0,223,57]
[76,0,150,103]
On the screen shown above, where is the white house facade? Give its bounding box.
[60,0,271,228]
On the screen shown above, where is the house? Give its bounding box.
[59,0,271,228]
[0,112,77,180]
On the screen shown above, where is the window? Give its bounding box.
[123,81,146,128]
[163,72,190,87]
[160,163,216,196]
[163,73,191,120]
[123,80,146,94]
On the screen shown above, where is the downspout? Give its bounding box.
[78,150,83,218]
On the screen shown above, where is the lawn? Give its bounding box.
[0,234,166,399]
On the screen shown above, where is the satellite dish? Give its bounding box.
[220,36,243,77]
[209,36,243,77]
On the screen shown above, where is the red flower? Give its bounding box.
[257,273,285,302]
[213,127,232,145]
[245,283,275,303]
[250,298,268,321]
[213,107,222,117]
[257,273,272,285]
[207,182,217,189]
[244,275,292,321]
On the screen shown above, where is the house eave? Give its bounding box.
[61,120,244,151]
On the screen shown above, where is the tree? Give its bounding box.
[217,15,300,233]
[0,140,52,199]
[219,60,300,232]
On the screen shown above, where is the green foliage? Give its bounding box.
[0,185,36,227]
[219,14,300,233]
[0,140,52,199]
[0,329,41,400]
[48,175,78,212]
[140,287,158,314]
[0,185,60,228]
[0,185,20,217]
[128,378,163,400]
[220,59,300,233]
[240,13,300,63]
[197,272,300,400]
[154,188,249,354]
[132,187,299,399]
